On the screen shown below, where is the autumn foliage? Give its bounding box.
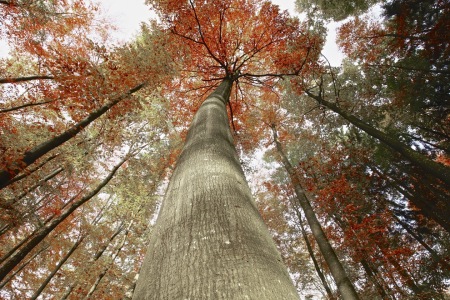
[0,0,449,299]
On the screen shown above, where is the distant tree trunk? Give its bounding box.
[85,221,133,299]
[13,167,64,202]
[0,156,127,281]
[297,212,335,299]
[30,236,84,300]
[133,77,298,299]
[0,244,50,289]
[0,83,145,190]
[384,253,422,295]
[370,165,450,232]
[360,259,391,300]
[304,91,450,187]
[271,126,360,300]
[2,153,60,187]
[0,75,54,84]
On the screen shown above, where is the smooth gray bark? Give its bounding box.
[133,78,298,299]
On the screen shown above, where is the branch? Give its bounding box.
[0,75,54,84]
[188,0,227,71]
[0,99,54,113]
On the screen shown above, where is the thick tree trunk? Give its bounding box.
[0,156,127,281]
[305,91,450,187]
[0,83,144,190]
[133,78,298,299]
[271,126,360,300]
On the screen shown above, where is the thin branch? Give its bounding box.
[0,99,54,113]
[0,75,54,84]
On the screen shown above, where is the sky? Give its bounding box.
[97,0,344,66]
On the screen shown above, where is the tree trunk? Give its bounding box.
[85,221,133,299]
[305,91,450,187]
[370,164,450,232]
[30,236,84,300]
[132,78,298,299]
[271,126,360,300]
[0,75,54,84]
[0,156,127,281]
[297,213,335,299]
[0,83,144,190]
[4,153,59,187]
[0,244,50,289]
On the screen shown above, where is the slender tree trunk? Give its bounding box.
[30,237,84,300]
[385,254,422,295]
[360,259,391,300]
[271,126,360,300]
[133,77,298,299]
[0,156,127,281]
[304,91,450,187]
[60,284,75,300]
[4,153,59,186]
[13,167,64,202]
[0,244,50,289]
[297,213,335,299]
[0,99,54,113]
[0,83,145,189]
[393,214,449,270]
[0,75,54,84]
[370,165,450,232]
[85,221,133,299]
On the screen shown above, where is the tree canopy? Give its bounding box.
[1,0,449,299]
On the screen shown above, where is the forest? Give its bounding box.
[0,0,449,299]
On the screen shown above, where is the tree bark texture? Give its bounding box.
[271,126,360,300]
[133,78,298,300]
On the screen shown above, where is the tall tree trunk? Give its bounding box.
[0,156,127,281]
[297,212,335,299]
[360,259,391,300]
[271,126,360,300]
[4,153,59,186]
[0,75,54,84]
[133,77,298,299]
[304,91,450,187]
[0,83,145,190]
[0,244,50,289]
[393,214,449,270]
